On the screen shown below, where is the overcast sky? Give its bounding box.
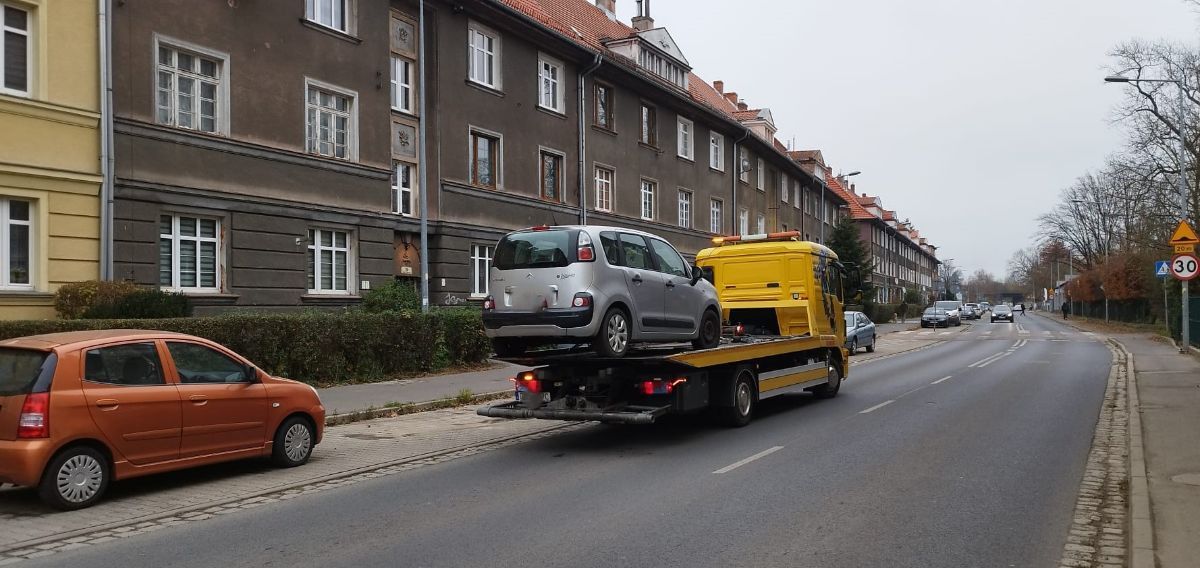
[617,0,1198,278]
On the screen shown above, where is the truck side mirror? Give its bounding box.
[689,264,703,286]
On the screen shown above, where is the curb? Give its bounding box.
[324,390,512,426]
[1114,338,1156,568]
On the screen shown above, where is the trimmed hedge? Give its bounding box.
[0,310,490,386]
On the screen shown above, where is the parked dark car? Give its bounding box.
[844,311,876,354]
[921,308,950,328]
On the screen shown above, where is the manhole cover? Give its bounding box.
[1170,473,1200,486]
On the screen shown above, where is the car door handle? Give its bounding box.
[631,275,643,284]
[95,399,119,410]
[189,394,209,405]
[665,281,675,288]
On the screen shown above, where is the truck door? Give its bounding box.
[614,233,668,334]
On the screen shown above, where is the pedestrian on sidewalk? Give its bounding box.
[1062,302,1069,319]
[898,300,908,323]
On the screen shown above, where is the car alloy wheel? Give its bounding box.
[607,313,628,353]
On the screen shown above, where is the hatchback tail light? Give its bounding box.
[17,392,50,439]
[577,231,596,262]
[572,293,592,308]
[482,296,495,311]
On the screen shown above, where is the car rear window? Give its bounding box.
[0,348,53,396]
[494,230,574,270]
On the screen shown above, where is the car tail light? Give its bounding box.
[17,392,50,439]
[483,296,495,311]
[640,377,686,395]
[572,293,592,308]
[577,231,596,262]
[512,371,541,393]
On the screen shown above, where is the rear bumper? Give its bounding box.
[483,306,596,337]
[0,438,55,487]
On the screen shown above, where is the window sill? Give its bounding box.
[391,107,419,118]
[299,19,362,44]
[638,142,661,153]
[676,155,694,164]
[301,294,362,303]
[465,80,505,98]
[536,105,568,120]
[708,166,725,174]
[591,124,617,137]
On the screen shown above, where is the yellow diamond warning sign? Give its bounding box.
[1169,220,1199,245]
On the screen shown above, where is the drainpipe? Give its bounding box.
[418,0,430,311]
[577,53,602,224]
[98,0,114,280]
[730,129,749,234]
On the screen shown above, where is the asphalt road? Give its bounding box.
[35,313,1112,568]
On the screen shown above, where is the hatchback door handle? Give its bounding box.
[665,281,675,288]
[96,399,119,409]
[631,275,643,284]
[189,394,209,405]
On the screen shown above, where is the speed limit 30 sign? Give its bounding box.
[1171,253,1199,281]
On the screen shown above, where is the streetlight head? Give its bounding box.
[1104,75,1131,83]
[846,171,862,177]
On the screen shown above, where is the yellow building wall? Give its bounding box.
[0,0,101,320]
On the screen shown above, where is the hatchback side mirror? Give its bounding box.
[245,364,260,383]
[689,264,703,286]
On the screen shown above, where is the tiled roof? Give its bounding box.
[826,174,874,221]
[733,109,761,121]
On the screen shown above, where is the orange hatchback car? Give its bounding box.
[0,330,325,510]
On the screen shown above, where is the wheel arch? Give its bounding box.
[44,438,114,480]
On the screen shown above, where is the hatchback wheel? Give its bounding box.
[39,446,110,511]
[593,307,630,357]
[692,309,721,350]
[272,416,315,467]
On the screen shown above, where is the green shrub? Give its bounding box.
[361,279,421,313]
[83,288,193,319]
[54,280,140,319]
[868,303,898,324]
[0,311,490,386]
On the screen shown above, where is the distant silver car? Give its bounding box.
[482,226,722,358]
[844,311,876,354]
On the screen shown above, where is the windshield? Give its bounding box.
[995,306,1011,313]
[934,301,960,310]
[923,308,946,316]
[0,348,52,396]
[494,230,573,270]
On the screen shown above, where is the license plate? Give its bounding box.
[515,389,551,403]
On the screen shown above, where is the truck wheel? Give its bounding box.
[692,309,721,350]
[716,368,756,427]
[812,359,842,399]
[593,307,630,358]
[492,338,527,358]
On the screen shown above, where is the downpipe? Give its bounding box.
[577,53,603,224]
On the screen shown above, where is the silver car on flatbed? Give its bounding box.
[482,226,722,358]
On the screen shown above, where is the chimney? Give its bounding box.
[713,80,724,93]
[631,0,654,31]
[724,92,737,105]
[595,0,615,15]
[850,183,856,192]
[737,100,748,111]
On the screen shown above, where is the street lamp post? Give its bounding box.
[1105,74,1189,351]
[1073,198,1109,322]
[822,170,860,244]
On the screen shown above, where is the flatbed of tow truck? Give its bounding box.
[477,334,847,426]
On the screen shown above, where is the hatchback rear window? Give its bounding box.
[494,230,574,270]
[0,348,53,396]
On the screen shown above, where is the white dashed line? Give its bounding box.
[931,375,953,385]
[859,400,895,414]
[713,446,785,474]
[976,352,1011,368]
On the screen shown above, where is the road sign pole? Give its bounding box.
[1184,280,1191,354]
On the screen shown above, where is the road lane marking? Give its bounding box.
[713,446,785,474]
[931,375,953,384]
[938,331,952,336]
[981,330,993,335]
[976,352,1011,368]
[859,400,895,414]
[969,352,1010,367]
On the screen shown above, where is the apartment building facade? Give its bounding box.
[0,0,102,319]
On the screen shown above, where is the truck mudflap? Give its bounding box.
[476,401,671,424]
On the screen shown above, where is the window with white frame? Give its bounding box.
[677,117,693,160]
[390,56,414,113]
[709,131,723,170]
[159,215,220,292]
[0,197,32,289]
[709,199,722,234]
[738,208,748,235]
[468,21,500,89]
[1,3,29,97]
[538,54,564,112]
[756,213,766,234]
[756,158,765,190]
[393,161,416,216]
[792,178,801,208]
[307,228,351,294]
[739,149,749,183]
[306,0,352,33]
[156,43,224,134]
[677,190,692,229]
[779,172,788,202]
[640,180,656,220]
[305,82,355,160]
[471,244,493,297]
[594,166,613,212]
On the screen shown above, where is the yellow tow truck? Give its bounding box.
[477,231,859,426]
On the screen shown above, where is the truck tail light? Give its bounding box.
[577,231,596,262]
[17,392,50,439]
[572,293,592,308]
[512,371,541,393]
[483,296,495,311]
[640,377,686,395]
